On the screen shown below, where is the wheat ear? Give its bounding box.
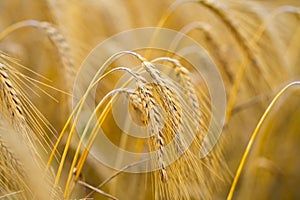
[180,22,234,83]
[0,136,26,199]
[0,122,62,200]
[130,81,168,181]
[0,20,76,92]
[0,63,38,151]
[0,59,61,199]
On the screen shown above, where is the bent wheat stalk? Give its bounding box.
[0,20,76,92]
[49,49,229,199]
[48,52,148,198]
[157,0,275,124]
[0,62,37,153]
[226,5,300,122]
[177,22,234,83]
[227,81,300,200]
[159,0,259,70]
[0,122,61,200]
[0,57,61,199]
[0,54,58,154]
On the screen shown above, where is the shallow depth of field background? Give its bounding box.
[0,0,300,199]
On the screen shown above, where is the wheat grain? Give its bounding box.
[0,20,76,93]
[107,53,228,199]
[131,82,168,181]
[151,57,202,131]
[0,123,62,200]
[181,22,234,83]
[0,136,25,198]
[195,0,259,69]
[39,21,76,90]
[0,63,37,149]
[158,0,258,70]
[0,58,60,199]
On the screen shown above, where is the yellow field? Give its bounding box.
[0,0,300,199]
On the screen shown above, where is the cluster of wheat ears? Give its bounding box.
[0,0,300,199]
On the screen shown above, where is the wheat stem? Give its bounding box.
[227,81,300,200]
[0,20,75,92]
[77,180,118,200]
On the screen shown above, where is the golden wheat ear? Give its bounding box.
[159,0,282,124]
[0,20,76,93]
[174,22,234,83]
[0,53,60,153]
[0,121,62,200]
[0,55,63,198]
[62,49,230,199]
[0,62,38,151]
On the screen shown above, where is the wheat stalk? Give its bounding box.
[227,81,300,200]
[151,57,202,132]
[180,22,234,83]
[196,0,259,67]
[0,56,61,199]
[47,51,148,198]
[0,122,62,200]
[48,50,219,199]
[224,4,300,122]
[130,81,168,181]
[159,0,258,69]
[0,136,26,199]
[39,21,76,90]
[157,0,274,124]
[0,20,76,93]
[0,63,38,152]
[0,53,59,154]
[0,1,299,199]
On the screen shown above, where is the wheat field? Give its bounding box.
[0,0,300,199]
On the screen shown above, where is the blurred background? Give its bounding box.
[0,0,300,199]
